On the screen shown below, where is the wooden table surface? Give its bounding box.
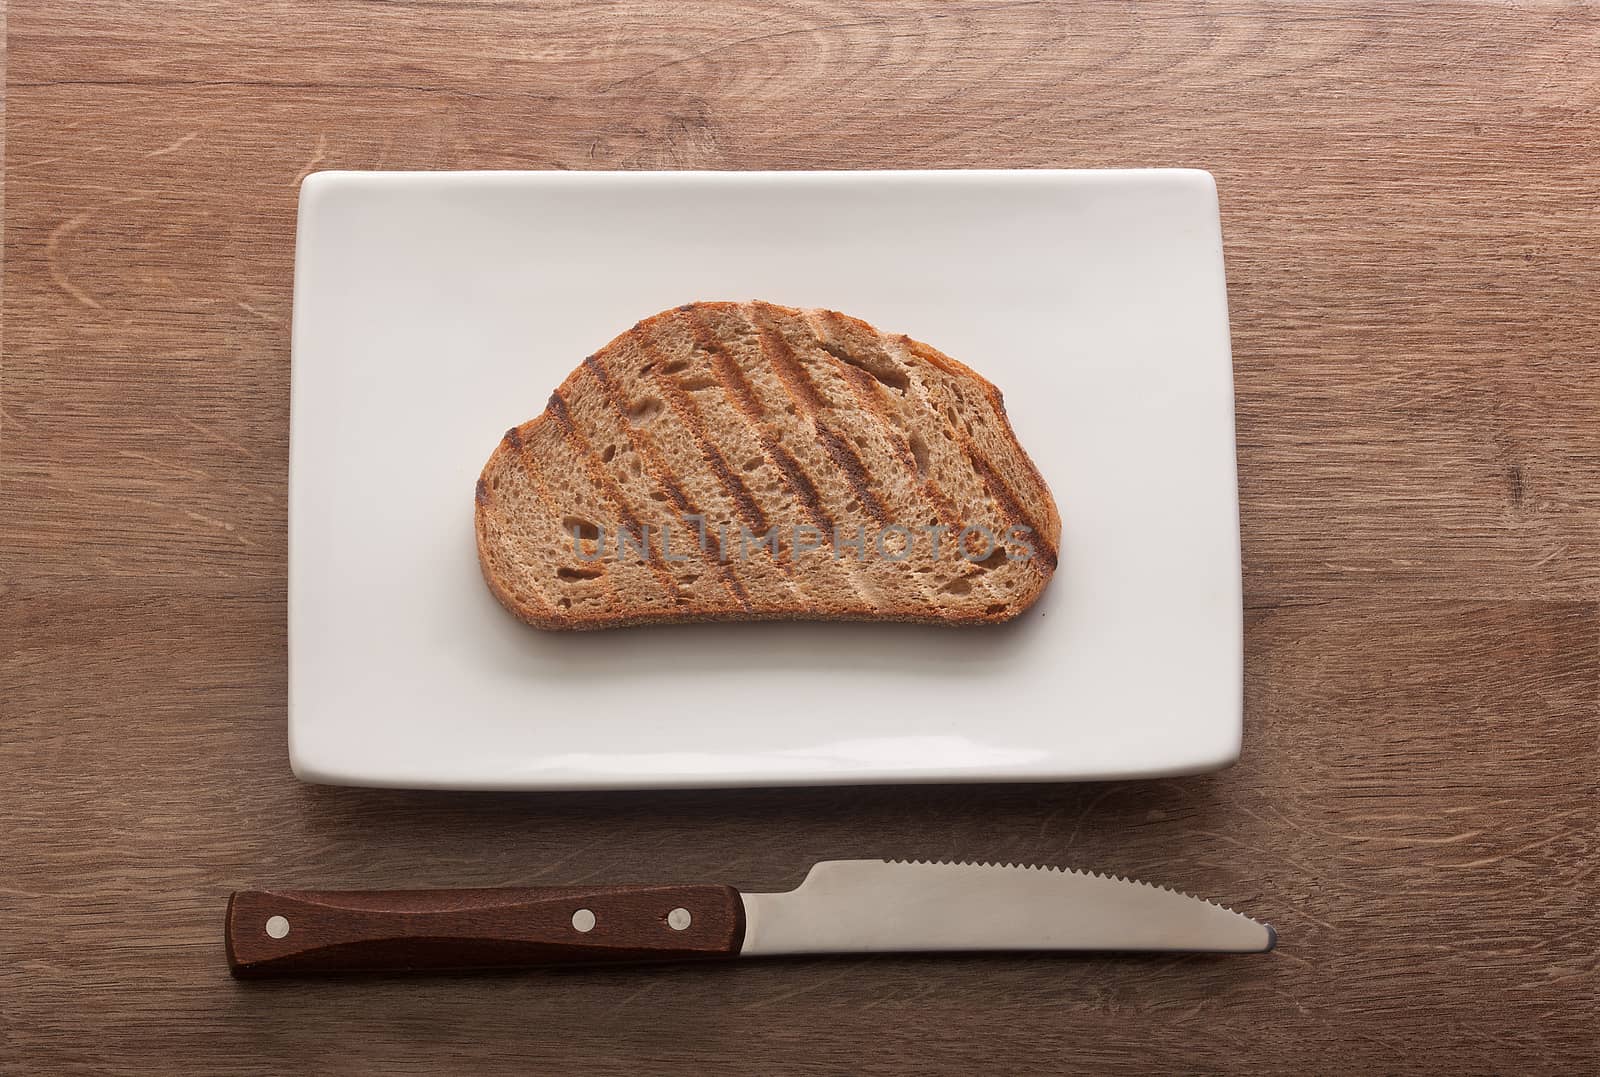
[4,2,1596,1072]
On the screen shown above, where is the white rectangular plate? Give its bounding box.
[289,169,1242,789]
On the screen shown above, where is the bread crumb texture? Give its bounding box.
[475,301,1061,629]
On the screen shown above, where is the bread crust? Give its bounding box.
[475,301,1061,630]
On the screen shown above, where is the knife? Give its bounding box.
[226,859,1275,976]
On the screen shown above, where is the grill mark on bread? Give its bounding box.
[582,355,751,610]
[967,450,1059,571]
[684,549,753,614]
[882,332,1059,582]
[691,306,894,607]
[582,354,753,612]
[836,357,964,529]
[545,391,684,601]
[748,310,829,414]
[635,326,791,578]
[765,443,834,533]
[806,311,1012,605]
[545,394,645,541]
[492,428,594,616]
[708,445,766,534]
[896,334,1059,538]
[692,328,838,536]
[703,340,766,421]
[671,311,862,609]
[744,310,932,614]
[812,424,889,525]
[975,378,1057,529]
[806,308,963,527]
[745,310,891,526]
[745,306,955,610]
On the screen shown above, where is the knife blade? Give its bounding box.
[226,860,1274,977]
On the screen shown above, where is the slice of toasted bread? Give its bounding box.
[475,301,1060,629]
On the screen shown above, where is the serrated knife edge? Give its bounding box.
[738,859,1276,957]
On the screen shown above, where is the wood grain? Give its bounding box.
[2,2,1596,1073]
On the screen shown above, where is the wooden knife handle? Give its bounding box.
[225,885,745,977]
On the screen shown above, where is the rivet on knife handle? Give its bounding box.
[224,885,745,977]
